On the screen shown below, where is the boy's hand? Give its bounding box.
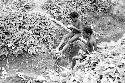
[67,25,80,31]
[67,25,74,30]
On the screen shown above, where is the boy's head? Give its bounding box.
[84,26,93,37]
[69,12,79,22]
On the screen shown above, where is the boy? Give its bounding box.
[70,26,97,69]
[83,26,97,53]
[54,12,84,53]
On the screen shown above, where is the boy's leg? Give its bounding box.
[76,40,88,53]
[93,41,97,51]
[60,33,81,53]
[87,36,97,52]
[87,42,94,53]
[55,32,73,52]
[71,58,76,70]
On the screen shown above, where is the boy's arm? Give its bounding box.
[68,21,83,32]
[68,25,81,31]
[78,22,85,38]
[51,18,71,32]
[75,21,83,32]
[93,40,97,51]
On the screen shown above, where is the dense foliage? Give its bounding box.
[0,0,125,83]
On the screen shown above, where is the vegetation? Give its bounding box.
[0,0,125,83]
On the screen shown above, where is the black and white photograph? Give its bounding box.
[0,0,125,83]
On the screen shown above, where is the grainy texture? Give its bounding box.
[0,0,125,83]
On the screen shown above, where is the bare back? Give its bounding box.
[71,19,84,34]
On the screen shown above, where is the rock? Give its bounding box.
[60,67,71,77]
[27,79,35,83]
[35,75,46,82]
[16,72,26,80]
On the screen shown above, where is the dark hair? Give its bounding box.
[69,12,79,18]
[84,26,93,35]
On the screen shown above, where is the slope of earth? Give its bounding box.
[0,0,125,83]
[1,33,125,83]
